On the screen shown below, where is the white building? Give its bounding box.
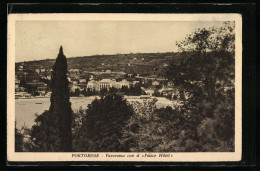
[79,79,86,83]
[19,65,24,70]
[70,85,81,92]
[87,80,99,90]
[87,79,130,91]
[121,79,130,87]
[15,92,32,99]
[47,75,52,80]
[133,81,140,85]
[152,81,160,86]
[144,89,154,96]
[99,79,112,89]
[72,81,78,85]
[89,75,94,80]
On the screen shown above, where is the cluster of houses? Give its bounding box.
[15,73,50,99]
[15,62,181,99]
[84,77,180,99]
[15,63,51,98]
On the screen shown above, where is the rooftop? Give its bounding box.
[100,79,112,82]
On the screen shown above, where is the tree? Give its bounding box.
[123,74,129,79]
[108,87,118,94]
[15,122,23,152]
[155,84,162,90]
[132,84,142,95]
[22,111,49,152]
[21,109,86,152]
[122,102,184,152]
[153,90,161,97]
[166,94,172,100]
[163,21,235,101]
[86,75,90,84]
[132,73,137,78]
[120,86,129,95]
[19,75,26,87]
[45,46,73,152]
[161,22,235,151]
[100,88,108,96]
[76,94,134,152]
[86,88,92,96]
[32,90,40,96]
[81,88,87,96]
[74,88,80,97]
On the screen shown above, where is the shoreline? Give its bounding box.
[15,95,160,100]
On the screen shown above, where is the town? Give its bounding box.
[15,52,183,101]
[13,19,237,154]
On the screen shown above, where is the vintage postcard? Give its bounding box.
[7,13,242,162]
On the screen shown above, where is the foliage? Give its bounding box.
[108,87,118,94]
[123,100,189,152]
[197,89,235,151]
[19,75,26,88]
[74,88,81,96]
[19,108,85,152]
[19,91,234,152]
[75,94,134,152]
[120,84,144,96]
[163,21,235,99]
[72,108,86,151]
[21,111,49,152]
[160,22,235,151]
[152,90,163,97]
[32,90,40,96]
[15,122,24,152]
[70,84,144,97]
[129,84,143,96]
[45,46,73,152]
[100,88,108,96]
[17,23,235,153]
[123,90,234,152]
[122,99,158,152]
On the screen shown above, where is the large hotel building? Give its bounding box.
[87,79,139,91]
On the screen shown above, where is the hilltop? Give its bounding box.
[16,52,182,76]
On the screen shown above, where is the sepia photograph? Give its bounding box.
[7,13,242,162]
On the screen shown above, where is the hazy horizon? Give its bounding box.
[15,21,225,62]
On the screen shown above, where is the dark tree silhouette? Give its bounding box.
[160,22,235,151]
[15,122,23,152]
[163,22,235,101]
[45,46,73,152]
[76,94,134,152]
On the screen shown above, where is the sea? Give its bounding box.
[15,96,174,129]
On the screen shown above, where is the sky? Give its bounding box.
[15,21,225,62]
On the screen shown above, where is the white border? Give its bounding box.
[7,13,242,162]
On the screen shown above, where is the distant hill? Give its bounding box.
[16,52,182,76]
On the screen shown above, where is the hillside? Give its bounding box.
[16,52,182,76]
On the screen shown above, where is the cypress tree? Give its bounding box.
[45,46,72,152]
